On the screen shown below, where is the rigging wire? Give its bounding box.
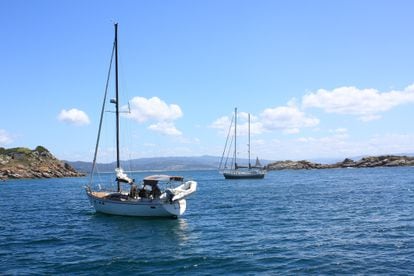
[218,114,234,170]
[224,134,234,170]
[88,42,115,186]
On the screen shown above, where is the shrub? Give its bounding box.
[35,146,49,153]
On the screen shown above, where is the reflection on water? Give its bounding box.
[88,212,192,247]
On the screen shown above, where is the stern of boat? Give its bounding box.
[163,199,186,216]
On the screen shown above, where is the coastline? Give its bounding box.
[266,155,414,171]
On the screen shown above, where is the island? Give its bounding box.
[266,155,414,170]
[0,146,85,180]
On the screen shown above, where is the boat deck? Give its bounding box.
[91,191,110,198]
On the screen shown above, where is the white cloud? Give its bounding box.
[252,139,265,146]
[260,105,319,133]
[296,137,309,143]
[238,113,263,136]
[143,143,156,147]
[237,119,264,136]
[212,105,319,136]
[237,111,250,121]
[283,128,300,134]
[126,96,183,123]
[58,108,90,126]
[124,96,183,137]
[364,133,414,155]
[148,122,182,136]
[210,115,232,134]
[330,128,348,135]
[302,84,414,121]
[210,113,265,136]
[0,129,13,145]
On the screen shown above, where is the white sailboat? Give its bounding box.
[219,108,266,179]
[85,23,197,217]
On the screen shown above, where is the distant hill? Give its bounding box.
[0,146,85,180]
[67,156,272,173]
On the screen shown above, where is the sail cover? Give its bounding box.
[144,175,184,182]
[115,168,133,184]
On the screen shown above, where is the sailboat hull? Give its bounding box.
[223,171,265,179]
[86,192,186,217]
[223,169,266,179]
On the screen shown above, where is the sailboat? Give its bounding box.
[85,23,197,217]
[219,108,266,179]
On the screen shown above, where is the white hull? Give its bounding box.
[86,191,186,217]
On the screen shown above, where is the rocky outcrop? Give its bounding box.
[266,155,414,171]
[265,160,328,170]
[0,146,85,180]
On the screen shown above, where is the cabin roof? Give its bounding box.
[143,175,184,182]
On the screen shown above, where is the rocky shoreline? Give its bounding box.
[266,155,414,171]
[0,146,85,180]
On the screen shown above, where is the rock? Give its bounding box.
[338,158,356,167]
[266,160,328,170]
[385,159,406,166]
[266,155,414,171]
[42,172,52,178]
[0,146,85,180]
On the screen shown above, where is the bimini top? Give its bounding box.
[143,175,184,182]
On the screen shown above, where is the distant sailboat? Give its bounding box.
[219,108,266,179]
[85,23,197,217]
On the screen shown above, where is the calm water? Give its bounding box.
[1,167,413,274]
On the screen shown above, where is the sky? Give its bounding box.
[1,0,414,162]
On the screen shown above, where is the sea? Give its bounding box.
[1,167,413,274]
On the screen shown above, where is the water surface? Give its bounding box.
[1,167,413,274]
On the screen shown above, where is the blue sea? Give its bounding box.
[1,167,413,274]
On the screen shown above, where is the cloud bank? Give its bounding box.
[302,84,414,121]
[212,83,414,136]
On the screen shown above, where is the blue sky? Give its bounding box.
[1,0,414,162]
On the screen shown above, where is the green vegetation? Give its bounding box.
[0,146,51,156]
[35,146,49,153]
[4,147,32,155]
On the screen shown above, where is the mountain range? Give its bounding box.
[67,153,414,173]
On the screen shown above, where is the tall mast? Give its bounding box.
[115,23,121,192]
[234,107,237,169]
[248,113,251,169]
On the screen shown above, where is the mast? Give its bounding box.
[248,113,251,169]
[234,107,237,169]
[115,23,121,192]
